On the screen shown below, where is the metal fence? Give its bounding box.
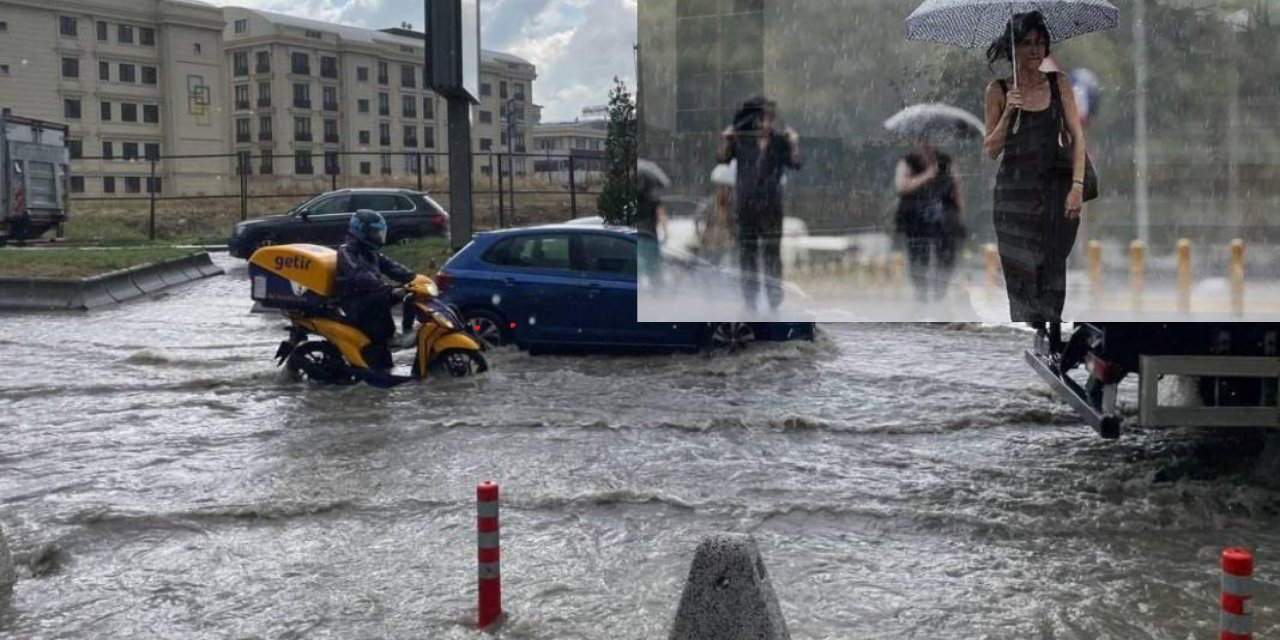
[63,150,608,243]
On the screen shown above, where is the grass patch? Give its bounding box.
[0,247,199,279]
[381,237,455,274]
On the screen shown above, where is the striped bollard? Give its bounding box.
[984,243,999,299]
[477,481,502,630]
[1177,239,1192,314]
[1221,548,1253,640]
[1230,239,1245,317]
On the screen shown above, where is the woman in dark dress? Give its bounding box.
[983,11,1087,324]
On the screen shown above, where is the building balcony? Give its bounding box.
[324,134,339,144]
[292,65,311,75]
[323,102,339,112]
[236,133,251,143]
[379,137,391,147]
[259,132,273,142]
[257,98,271,108]
[235,100,250,110]
[256,64,271,74]
[295,132,313,142]
[293,99,311,109]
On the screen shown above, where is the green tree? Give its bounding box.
[598,77,637,226]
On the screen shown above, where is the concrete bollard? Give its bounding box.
[1177,239,1192,314]
[984,243,999,298]
[0,523,14,600]
[1230,239,1245,317]
[1130,240,1145,311]
[669,534,789,640]
[1087,240,1102,299]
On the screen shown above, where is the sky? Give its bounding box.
[223,0,637,122]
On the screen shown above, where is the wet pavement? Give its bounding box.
[1,254,1277,639]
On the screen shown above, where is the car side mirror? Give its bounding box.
[298,208,309,221]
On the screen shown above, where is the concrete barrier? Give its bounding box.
[669,533,790,640]
[0,252,223,311]
[0,523,14,600]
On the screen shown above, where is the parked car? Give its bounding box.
[228,188,449,258]
[436,222,815,354]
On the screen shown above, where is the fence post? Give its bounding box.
[568,154,577,220]
[148,158,157,241]
[416,152,423,191]
[507,153,516,223]
[496,153,505,229]
[239,153,248,222]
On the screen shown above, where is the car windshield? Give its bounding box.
[290,194,327,215]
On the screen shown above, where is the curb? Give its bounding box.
[0,252,224,311]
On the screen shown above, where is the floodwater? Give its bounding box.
[1,255,1276,639]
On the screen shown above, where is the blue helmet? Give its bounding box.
[349,209,388,248]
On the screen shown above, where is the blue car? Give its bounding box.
[436,223,815,353]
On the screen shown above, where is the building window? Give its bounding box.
[400,64,416,88]
[323,86,338,111]
[424,127,435,149]
[234,19,247,34]
[140,27,154,46]
[292,83,310,109]
[258,82,271,107]
[100,101,111,121]
[380,153,391,175]
[60,16,78,37]
[233,52,249,76]
[236,118,251,142]
[402,95,416,119]
[480,82,491,97]
[101,141,113,159]
[376,61,388,85]
[358,99,369,114]
[378,123,390,146]
[64,99,82,119]
[514,82,525,101]
[404,153,419,173]
[118,24,133,44]
[121,103,137,122]
[499,81,507,99]
[259,116,272,140]
[500,132,508,147]
[70,176,85,193]
[403,125,417,148]
[324,119,338,143]
[321,56,338,79]
[122,142,139,160]
[295,151,314,174]
[235,84,250,110]
[305,29,322,39]
[147,177,162,193]
[119,64,136,83]
[103,176,115,193]
[99,61,110,81]
[61,57,79,78]
[145,143,160,160]
[324,151,339,175]
[125,176,141,193]
[479,138,491,151]
[294,117,312,142]
[358,130,370,145]
[96,21,107,41]
[67,139,83,159]
[256,51,270,73]
[424,96,434,120]
[193,43,202,55]
[142,66,157,85]
[479,111,492,124]
[260,151,274,175]
[378,93,389,116]
[291,52,309,75]
[357,66,368,82]
[360,161,371,175]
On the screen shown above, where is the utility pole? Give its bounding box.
[1133,0,1150,246]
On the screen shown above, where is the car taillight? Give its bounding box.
[435,214,448,228]
[1085,353,1121,384]
[435,271,453,293]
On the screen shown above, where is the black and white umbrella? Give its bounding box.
[905,0,1119,49]
[884,103,986,139]
[637,158,671,193]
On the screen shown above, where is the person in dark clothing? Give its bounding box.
[636,159,669,287]
[719,96,802,313]
[983,11,1087,327]
[895,136,966,303]
[334,209,419,372]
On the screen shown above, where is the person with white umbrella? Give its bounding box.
[637,158,671,288]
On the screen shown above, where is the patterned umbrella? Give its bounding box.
[905,0,1119,49]
[884,103,986,139]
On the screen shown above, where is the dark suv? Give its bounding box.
[228,188,449,258]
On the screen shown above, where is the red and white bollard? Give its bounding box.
[477,481,502,630]
[1220,547,1253,640]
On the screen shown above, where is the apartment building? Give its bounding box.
[0,0,229,196]
[531,117,608,179]
[222,11,538,182]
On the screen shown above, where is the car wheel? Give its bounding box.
[463,309,510,349]
[703,322,755,356]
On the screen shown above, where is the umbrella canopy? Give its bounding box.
[905,0,1119,48]
[637,158,671,193]
[884,103,986,139]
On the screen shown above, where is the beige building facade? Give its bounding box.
[0,0,229,196]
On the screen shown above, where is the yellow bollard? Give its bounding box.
[1130,240,1145,311]
[1230,239,1245,317]
[1088,240,1102,298]
[984,243,999,298]
[1177,239,1192,314]
[889,251,906,296]
[858,257,873,290]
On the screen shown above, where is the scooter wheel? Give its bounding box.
[286,341,356,384]
[436,348,488,378]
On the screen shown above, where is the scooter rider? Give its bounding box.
[335,209,418,372]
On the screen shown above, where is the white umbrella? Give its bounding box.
[883,103,986,139]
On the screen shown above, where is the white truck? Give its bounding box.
[1,109,70,245]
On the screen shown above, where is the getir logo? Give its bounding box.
[274,255,312,270]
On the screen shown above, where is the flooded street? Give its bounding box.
[1,255,1277,639]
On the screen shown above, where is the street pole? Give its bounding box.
[148,158,157,241]
[447,97,474,250]
[1133,0,1150,246]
